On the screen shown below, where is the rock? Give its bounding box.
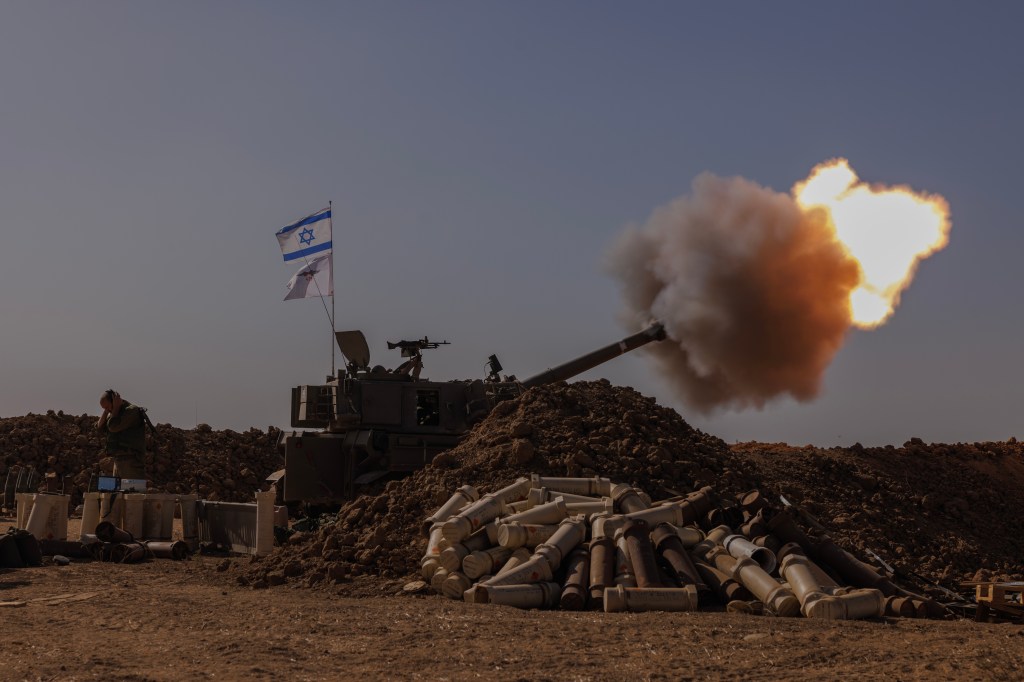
[972,569,993,583]
[431,453,456,468]
[509,421,534,438]
[510,440,535,465]
[572,451,596,468]
[287,532,310,546]
[321,536,339,554]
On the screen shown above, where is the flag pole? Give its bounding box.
[280,206,335,371]
[329,200,336,377]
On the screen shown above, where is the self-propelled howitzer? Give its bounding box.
[277,322,665,506]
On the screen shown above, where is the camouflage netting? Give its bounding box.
[242,380,1024,592]
[0,411,283,504]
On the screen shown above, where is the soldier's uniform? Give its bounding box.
[98,402,148,479]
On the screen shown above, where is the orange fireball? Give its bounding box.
[793,159,951,328]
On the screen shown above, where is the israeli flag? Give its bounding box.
[276,207,332,262]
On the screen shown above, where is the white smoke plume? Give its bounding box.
[607,172,861,412]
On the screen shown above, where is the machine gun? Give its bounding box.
[387,337,451,356]
[387,337,451,379]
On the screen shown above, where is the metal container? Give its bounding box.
[442,494,505,544]
[439,543,471,573]
[95,521,134,544]
[704,524,733,546]
[463,546,513,579]
[430,567,450,594]
[739,490,766,515]
[442,571,473,600]
[467,582,562,609]
[604,585,699,613]
[610,483,650,514]
[779,552,824,605]
[144,540,190,561]
[590,512,618,541]
[494,547,532,578]
[693,560,751,603]
[622,502,688,527]
[564,498,615,518]
[529,475,613,498]
[622,519,661,588]
[709,548,800,617]
[559,546,590,610]
[422,485,478,536]
[651,523,711,604]
[420,523,446,579]
[884,596,917,618]
[497,523,559,549]
[526,487,601,509]
[481,554,554,587]
[723,534,777,574]
[430,565,450,593]
[612,529,637,588]
[490,478,533,504]
[440,524,497,571]
[667,524,705,548]
[533,516,588,572]
[501,499,568,526]
[752,534,782,554]
[588,536,615,605]
[740,511,768,539]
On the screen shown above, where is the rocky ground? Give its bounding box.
[0,411,283,504]
[4,381,1024,680]
[2,549,1023,681]
[242,380,1024,593]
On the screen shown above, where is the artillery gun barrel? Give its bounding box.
[520,322,666,389]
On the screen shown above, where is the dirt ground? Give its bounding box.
[3,518,1024,681]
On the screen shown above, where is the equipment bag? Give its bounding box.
[0,528,41,568]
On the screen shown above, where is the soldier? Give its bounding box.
[96,389,148,480]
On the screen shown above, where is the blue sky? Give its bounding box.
[1,1,1021,445]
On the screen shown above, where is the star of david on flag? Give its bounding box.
[276,207,332,262]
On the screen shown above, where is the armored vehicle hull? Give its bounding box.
[277,323,665,505]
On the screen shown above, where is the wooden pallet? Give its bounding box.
[973,582,1024,622]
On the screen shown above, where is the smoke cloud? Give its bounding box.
[608,172,861,412]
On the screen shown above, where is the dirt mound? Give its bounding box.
[244,380,729,590]
[730,440,1024,584]
[244,380,1024,593]
[0,410,283,503]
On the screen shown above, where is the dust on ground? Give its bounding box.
[3,552,1023,681]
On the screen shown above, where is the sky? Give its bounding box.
[0,1,1021,446]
